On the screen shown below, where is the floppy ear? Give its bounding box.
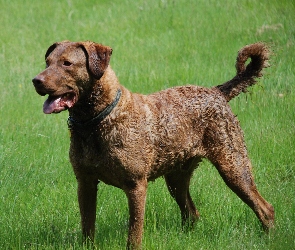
[45,43,57,60]
[79,41,113,79]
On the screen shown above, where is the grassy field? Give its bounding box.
[0,0,294,249]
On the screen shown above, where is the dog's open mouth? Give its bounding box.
[43,92,77,114]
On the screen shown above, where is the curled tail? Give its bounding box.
[217,42,270,102]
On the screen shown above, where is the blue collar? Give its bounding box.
[67,89,122,129]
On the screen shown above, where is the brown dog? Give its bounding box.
[32,41,274,249]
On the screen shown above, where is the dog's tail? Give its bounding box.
[216,42,270,102]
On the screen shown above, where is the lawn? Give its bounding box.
[0,0,294,249]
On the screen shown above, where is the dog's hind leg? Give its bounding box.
[212,156,274,230]
[164,158,201,228]
[205,130,275,230]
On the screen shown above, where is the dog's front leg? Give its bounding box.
[77,176,99,243]
[125,179,148,250]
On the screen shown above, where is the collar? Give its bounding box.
[67,88,122,130]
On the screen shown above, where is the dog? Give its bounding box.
[32,41,274,249]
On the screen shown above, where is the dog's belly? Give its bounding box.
[69,126,205,187]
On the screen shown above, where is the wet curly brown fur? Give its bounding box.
[32,41,274,249]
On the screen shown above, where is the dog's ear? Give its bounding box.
[45,43,58,60]
[79,41,113,79]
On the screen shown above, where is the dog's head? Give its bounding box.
[32,41,112,114]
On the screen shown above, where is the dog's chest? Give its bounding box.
[69,132,108,169]
[68,131,129,186]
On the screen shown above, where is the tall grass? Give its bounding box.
[0,0,294,249]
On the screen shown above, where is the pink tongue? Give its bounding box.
[43,96,64,114]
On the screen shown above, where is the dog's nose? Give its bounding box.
[32,75,44,86]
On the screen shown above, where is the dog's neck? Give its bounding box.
[68,67,122,127]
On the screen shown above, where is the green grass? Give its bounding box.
[0,0,294,249]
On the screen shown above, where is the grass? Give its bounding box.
[0,0,294,249]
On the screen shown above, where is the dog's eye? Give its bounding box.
[63,61,72,66]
